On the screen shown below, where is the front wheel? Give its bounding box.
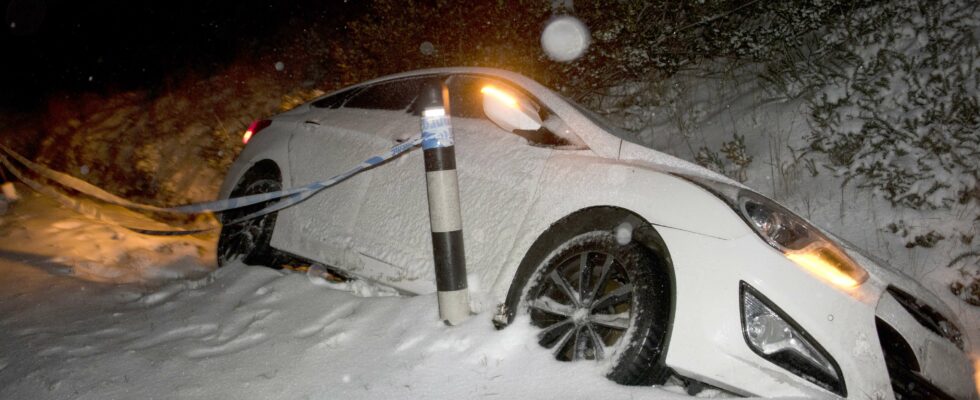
[522,231,672,385]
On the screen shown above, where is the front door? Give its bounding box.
[353,75,565,294]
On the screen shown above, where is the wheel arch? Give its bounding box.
[223,159,283,230]
[496,205,676,330]
[230,159,282,194]
[220,155,286,201]
[218,121,293,202]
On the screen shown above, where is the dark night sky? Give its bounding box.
[1,0,361,111]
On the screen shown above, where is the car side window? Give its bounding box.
[343,77,430,111]
[446,75,571,147]
[311,88,358,109]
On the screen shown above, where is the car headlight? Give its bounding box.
[737,190,868,289]
[681,175,868,290]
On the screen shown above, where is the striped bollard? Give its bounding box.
[420,80,470,326]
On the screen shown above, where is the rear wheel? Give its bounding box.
[217,171,281,267]
[523,231,671,385]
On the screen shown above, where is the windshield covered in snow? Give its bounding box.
[558,94,636,141]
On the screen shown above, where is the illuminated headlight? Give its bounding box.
[737,190,868,289]
[741,282,846,396]
[680,175,870,290]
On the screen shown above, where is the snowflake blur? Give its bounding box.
[540,16,589,62]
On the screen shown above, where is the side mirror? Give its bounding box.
[481,85,542,132]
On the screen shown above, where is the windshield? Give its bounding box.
[558,94,637,141]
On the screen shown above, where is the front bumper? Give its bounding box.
[875,286,975,399]
[658,227,977,399]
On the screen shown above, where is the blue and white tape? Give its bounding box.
[0,135,422,235]
[421,111,453,150]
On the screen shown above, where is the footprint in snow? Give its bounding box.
[249,286,282,306]
[135,285,185,307]
[49,220,85,231]
[37,343,101,358]
[125,324,219,350]
[313,330,349,349]
[37,346,65,357]
[210,309,274,342]
[89,327,127,338]
[181,309,275,358]
[293,302,357,339]
[184,332,269,359]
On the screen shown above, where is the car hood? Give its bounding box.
[616,140,747,187]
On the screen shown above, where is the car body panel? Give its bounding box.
[267,100,556,294]
[218,121,293,204]
[876,288,976,399]
[487,153,753,302]
[347,112,554,293]
[272,117,390,280]
[658,229,894,398]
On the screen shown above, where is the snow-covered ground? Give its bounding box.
[0,188,761,400]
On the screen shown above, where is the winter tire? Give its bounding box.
[522,230,672,385]
[216,169,281,267]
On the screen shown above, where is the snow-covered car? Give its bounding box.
[217,67,976,399]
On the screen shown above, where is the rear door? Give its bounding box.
[273,78,428,273]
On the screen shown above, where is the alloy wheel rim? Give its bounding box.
[528,250,634,362]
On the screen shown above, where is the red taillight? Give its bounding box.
[243,119,272,144]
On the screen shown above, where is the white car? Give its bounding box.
[217,67,976,399]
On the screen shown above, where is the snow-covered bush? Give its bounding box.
[948,251,980,306]
[760,0,979,297]
[8,63,321,206]
[332,1,554,87]
[695,133,753,182]
[767,0,978,211]
[330,0,868,103]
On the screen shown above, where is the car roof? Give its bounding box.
[300,67,740,188]
[348,67,542,92]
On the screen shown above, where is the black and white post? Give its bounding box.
[420,79,470,325]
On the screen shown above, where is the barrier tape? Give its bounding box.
[0,136,422,235]
[0,153,206,234]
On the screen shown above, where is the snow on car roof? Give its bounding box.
[306,67,742,188]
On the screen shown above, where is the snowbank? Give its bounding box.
[0,187,214,284]
[0,192,754,399]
